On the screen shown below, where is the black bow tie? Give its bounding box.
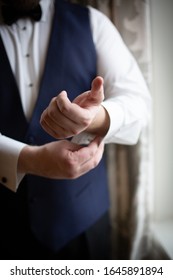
[1,4,42,26]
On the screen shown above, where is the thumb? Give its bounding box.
[88,76,104,105]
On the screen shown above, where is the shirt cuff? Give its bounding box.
[71,100,125,145]
[101,99,124,143]
[0,135,26,192]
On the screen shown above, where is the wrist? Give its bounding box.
[86,105,110,137]
[17,145,41,175]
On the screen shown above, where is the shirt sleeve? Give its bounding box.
[87,6,151,145]
[0,134,26,192]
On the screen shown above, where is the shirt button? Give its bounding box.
[22,26,27,30]
[28,83,33,87]
[29,197,37,204]
[25,53,30,58]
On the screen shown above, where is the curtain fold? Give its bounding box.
[108,0,153,260]
[70,0,154,259]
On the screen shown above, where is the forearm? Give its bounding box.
[18,143,65,178]
[17,145,42,176]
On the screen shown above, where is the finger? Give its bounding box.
[41,91,73,123]
[88,76,104,105]
[40,116,68,139]
[72,139,104,177]
[41,107,78,139]
[56,91,91,124]
[80,136,104,166]
[70,136,103,165]
[40,105,67,137]
[92,76,104,92]
[40,93,84,138]
[73,77,104,108]
[42,116,88,139]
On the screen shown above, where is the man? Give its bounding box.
[0,0,151,259]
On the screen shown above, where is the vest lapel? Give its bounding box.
[29,0,96,133]
[25,1,68,144]
[0,36,28,140]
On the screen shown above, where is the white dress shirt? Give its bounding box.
[0,0,151,192]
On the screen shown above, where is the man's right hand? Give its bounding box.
[17,137,104,179]
[40,76,109,139]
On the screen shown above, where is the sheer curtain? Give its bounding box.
[71,0,154,259]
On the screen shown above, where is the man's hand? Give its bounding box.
[17,137,104,179]
[40,76,110,139]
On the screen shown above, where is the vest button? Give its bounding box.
[29,197,37,204]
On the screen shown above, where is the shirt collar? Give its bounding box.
[40,0,55,23]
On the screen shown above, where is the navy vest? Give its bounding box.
[0,0,109,252]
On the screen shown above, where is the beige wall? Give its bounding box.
[150,0,173,221]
